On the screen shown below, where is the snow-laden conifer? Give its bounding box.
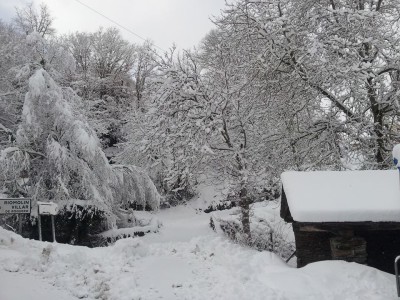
[1,67,115,219]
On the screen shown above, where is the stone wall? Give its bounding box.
[293,223,333,268]
[293,222,400,274]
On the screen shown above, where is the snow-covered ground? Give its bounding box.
[0,270,76,300]
[0,200,398,300]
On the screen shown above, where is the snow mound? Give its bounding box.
[0,227,150,299]
[0,227,25,247]
[112,238,149,258]
[100,217,161,240]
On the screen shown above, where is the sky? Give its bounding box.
[0,0,227,51]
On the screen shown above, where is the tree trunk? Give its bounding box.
[367,77,387,169]
[239,180,251,239]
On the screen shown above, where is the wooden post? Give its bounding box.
[395,256,400,297]
[51,215,56,242]
[18,215,23,234]
[270,232,274,252]
[38,206,42,241]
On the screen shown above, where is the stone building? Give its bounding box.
[280,170,400,274]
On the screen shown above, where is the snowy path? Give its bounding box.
[0,270,77,300]
[0,205,398,299]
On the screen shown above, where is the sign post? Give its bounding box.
[0,198,31,234]
[395,256,400,297]
[37,202,58,242]
[51,215,56,242]
[393,145,400,296]
[37,205,42,241]
[0,198,31,214]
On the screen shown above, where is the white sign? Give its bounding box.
[38,202,58,215]
[0,198,31,214]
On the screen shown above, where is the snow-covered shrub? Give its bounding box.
[54,204,107,246]
[95,211,161,246]
[204,200,236,213]
[211,204,295,261]
[249,218,295,260]
[216,217,295,260]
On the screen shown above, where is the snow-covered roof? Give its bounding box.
[281,170,400,222]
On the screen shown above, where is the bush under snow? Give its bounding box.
[211,201,295,261]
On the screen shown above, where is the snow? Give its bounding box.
[212,201,296,262]
[190,174,229,210]
[26,31,43,46]
[100,216,161,239]
[73,121,99,156]
[11,68,117,218]
[57,199,98,208]
[0,270,76,300]
[0,201,398,299]
[103,146,122,158]
[112,165,161,211]
[281,170,400,222]
[0,180,398,299]
[28,69,47,98]
[47,139,68,165]
[0,122,11,133]
[0,146,19,160]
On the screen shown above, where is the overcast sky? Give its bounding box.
[0,0,227,50]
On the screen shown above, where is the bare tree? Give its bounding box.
[133,41,157,109]
[14,2,55,37]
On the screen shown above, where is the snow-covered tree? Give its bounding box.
[14,2,55,37]
[0,22,26,150]
[121,49,205,203]
[0,66,161,242]
[0,10,162,244]
[133,41,158,109]
[197,29,286,237]
[217,0,400,169]
[1,67,115,215]
[122,35,283,236]
[64,28,137,149]
[112,165,160,211]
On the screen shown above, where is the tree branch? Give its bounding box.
[376,0,383,11]
[376,66,399,76]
